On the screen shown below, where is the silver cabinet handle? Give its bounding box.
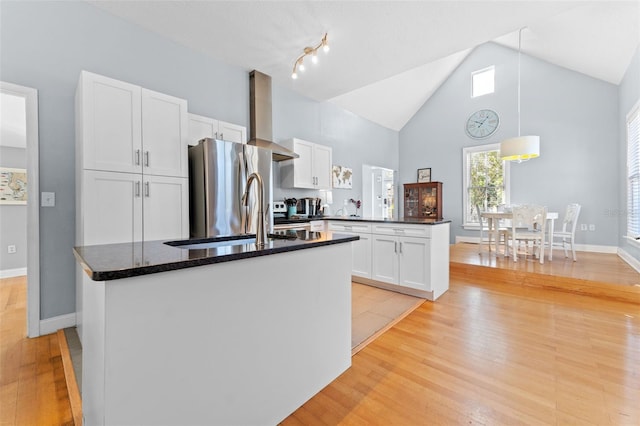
[214,131,218,139]
[144,151,150,167]
[220,132,224,140]
[399,242,403,254]
[135,181,141,197]
[394,241,398,254]
[135,149,141,165]
[144,181,150,197]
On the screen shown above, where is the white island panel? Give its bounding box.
[82,243,352,425]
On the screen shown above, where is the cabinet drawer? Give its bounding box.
[309,220,325,231]
[372,224,431,238]
[327,222,371,234]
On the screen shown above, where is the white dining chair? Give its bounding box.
[505,204,547,263]
[550,203,581,261]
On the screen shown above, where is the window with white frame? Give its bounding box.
[471,66,495,98]
[627,101,640,239]
[462,143,510,227]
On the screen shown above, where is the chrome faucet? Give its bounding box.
[241,172,267,247]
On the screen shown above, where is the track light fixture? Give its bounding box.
[291,33,329,79]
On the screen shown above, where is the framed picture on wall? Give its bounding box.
[417,168,431,183]
[0,167,27,205]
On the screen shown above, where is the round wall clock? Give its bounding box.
[465,109,500,139]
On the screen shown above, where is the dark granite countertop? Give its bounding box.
[323,216,451,225]
[74,230,358,282]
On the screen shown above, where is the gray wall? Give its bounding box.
[400,42,619,246]
[619,46,640,261]
[272,86,399,213]
[0,147,27,271]
[0,1,398,320]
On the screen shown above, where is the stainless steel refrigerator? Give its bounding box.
[188,138,273,238]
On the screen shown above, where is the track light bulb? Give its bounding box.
[291,33,328,79]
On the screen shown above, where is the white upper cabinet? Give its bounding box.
[218,120,246,144]
[78,71,142,174]
[141,89,188,177]
[77,71,188,178]
[187,113,246,146]
[280,138,332,190]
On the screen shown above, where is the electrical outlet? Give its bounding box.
[589,224,596,231]
[7,245,16,254]
[580,224,587,231]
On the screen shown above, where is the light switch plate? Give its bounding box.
[41,192,55,207]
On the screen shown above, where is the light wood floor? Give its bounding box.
[4,246,640,425]
[283,249,640,425]
[0,276,73,426]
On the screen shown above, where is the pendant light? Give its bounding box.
[500,28,540,162]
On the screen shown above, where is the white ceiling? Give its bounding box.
[89,1,640,131]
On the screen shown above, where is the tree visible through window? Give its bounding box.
[463,144,509,226]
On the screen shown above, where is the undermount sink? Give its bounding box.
[164,232,298,250]
[164,234,256,250]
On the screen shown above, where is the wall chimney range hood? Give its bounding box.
[248,70,299,162]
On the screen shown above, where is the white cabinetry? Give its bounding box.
[280,138,332,189]
[326,220,450,300]
[187,113,246,145]
[327,222,372,279]
[76,70,189,246]
[372,234,430,291]
[78,71,188,178]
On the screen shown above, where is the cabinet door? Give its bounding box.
[142,175,189,242]
[187,113,217,146]
[79,71,142,173]
[398,236,430,291]
[141,89,188,178]
[371,235,399,284]
[313,144,332,189]
[82,170,142,245]
[291,139,315,188]
[218,120,247,144]
[352,233,372,279]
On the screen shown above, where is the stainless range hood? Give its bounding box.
[248,70,299,161]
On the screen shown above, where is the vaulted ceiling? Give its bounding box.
[89,1,640,131]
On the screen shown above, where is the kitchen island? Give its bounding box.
[325,217,451,300]
[74,231,357,426]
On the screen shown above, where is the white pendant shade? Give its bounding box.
[500,135,540,161]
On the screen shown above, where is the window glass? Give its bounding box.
[462,143,509,226]
[472,66,495,98]
[627,102,640,238]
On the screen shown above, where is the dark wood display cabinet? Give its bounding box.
[403,182,443,220]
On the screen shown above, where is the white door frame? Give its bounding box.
[1,81,40,338]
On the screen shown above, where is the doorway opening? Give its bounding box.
[1,81,40,337]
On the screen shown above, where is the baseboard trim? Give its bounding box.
[618,248,640,274]
[39,313,76,336]
[0,267,27,279]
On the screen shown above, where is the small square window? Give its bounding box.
[472,66,495,98]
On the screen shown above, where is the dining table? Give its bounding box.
[480,210,559,260]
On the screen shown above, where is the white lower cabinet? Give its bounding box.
[82,170,188,245]
[327,222,372,279]
[371,235,430,291]
[327,220,450,300]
